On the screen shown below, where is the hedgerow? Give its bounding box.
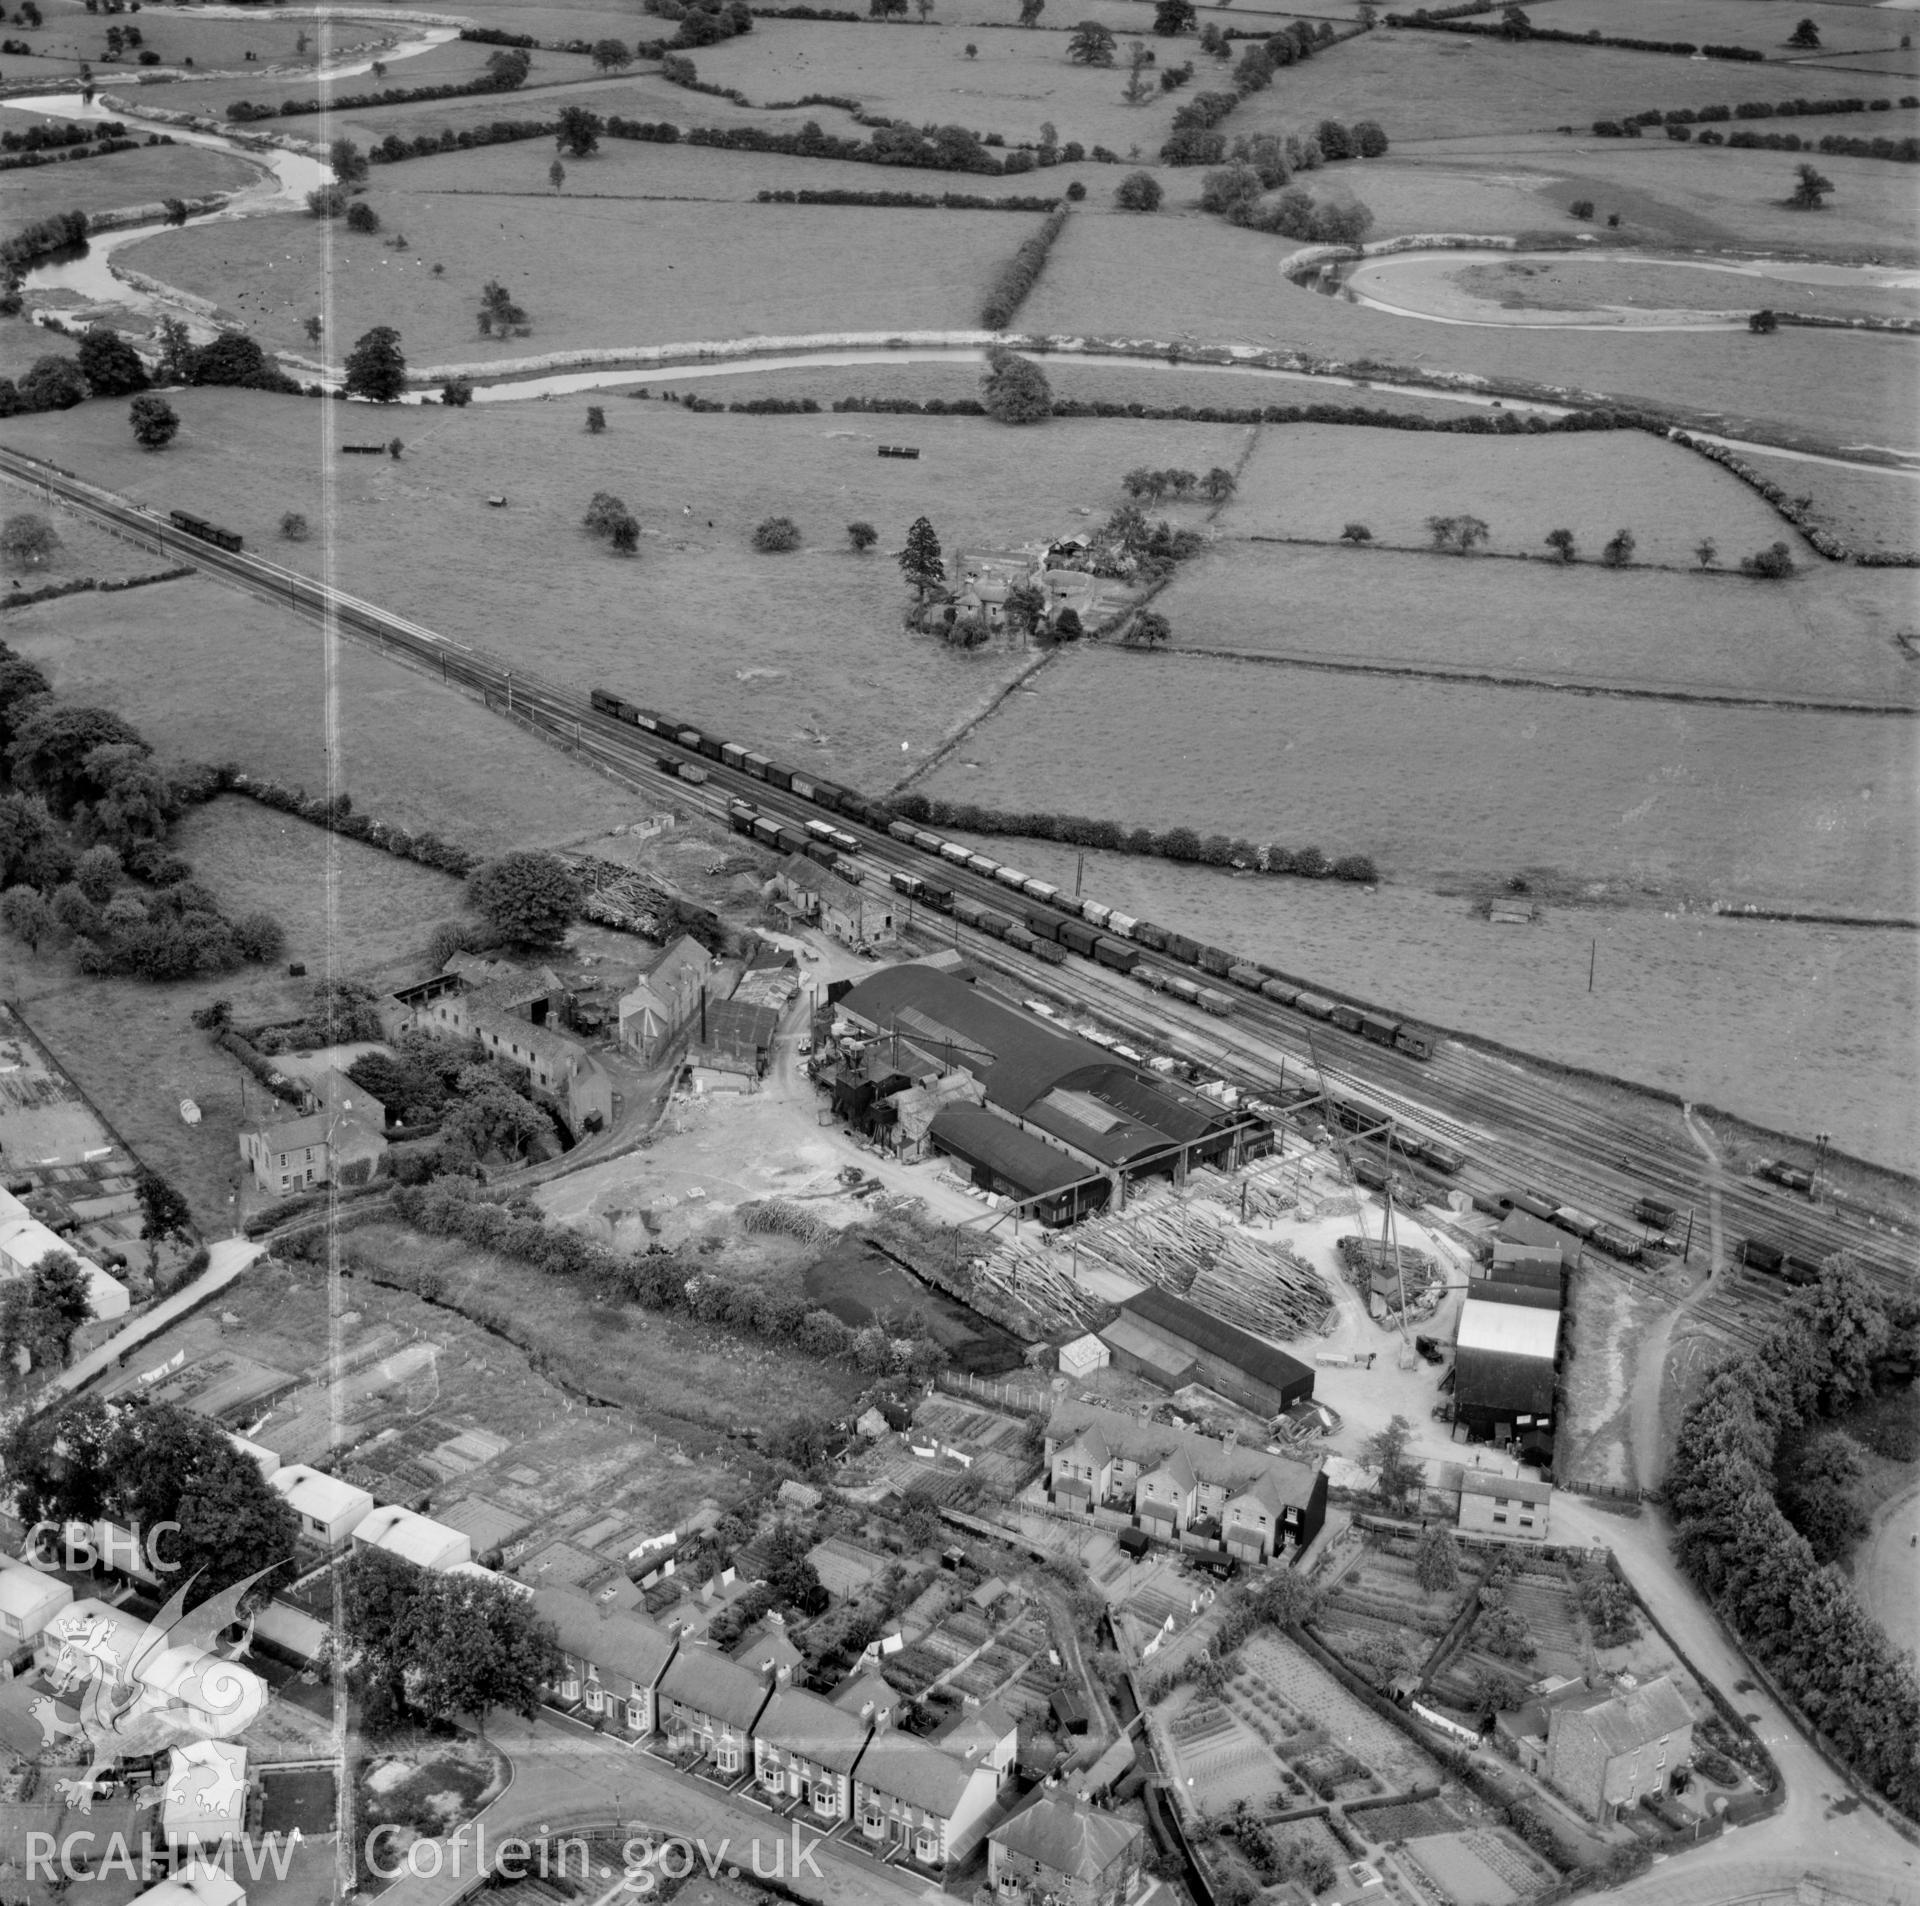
[757,187,1059,210]
[1386,12,1763,58]
[980,202,1071,329]
[218,771,479,875]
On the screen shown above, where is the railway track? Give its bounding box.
[2,445,1911,1304]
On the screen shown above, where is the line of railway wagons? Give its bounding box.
[169,509,243,554]
[592,688,1435,1055]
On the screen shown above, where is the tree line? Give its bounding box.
[981,201,1071,329]
[1389,7,1763,60]
[888,791,1378,884]
[1665,1257,1920,1815]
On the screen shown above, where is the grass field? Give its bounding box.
[1524,0,1908,59]
[0,796,461,1232]
[1237,26,1913,141]
[283,62,868,151]
[916,644,1917,911]
[1739,452,1920,555]
[373,128,1058,204]
[0,0,362,80]
[0,503,185,588]
[1170,540,1917,708]
[1224,422,1795,571]
[157,38,601,120]
[121,195,1028,364]
[3,390,1248,790]
[1023,200,1919,453]
[0,567,643,852]
[1350,134,1920,253]
[923,825,1916,1170]
[690,16,1191,156]
[0,140,262,230]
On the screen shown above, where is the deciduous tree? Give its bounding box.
[0,886,52,951]
[136,1168,194,1245]
[555,104,603,157]
[848,521,878,551]
[590,36,631,68]
[980,346,1053,423]
[1362,1413,1423,1507]
[330,135,368,184]
[752,516,801,551]
[128,393,178,450]
[1068,18,1115,62]
[1414,1524,1459,1593]
[343,325,406,402]
[0,513,60,570]
[1114,169,1163,209]
[1544,528,1576,562]
[1789,161,1833,208]
[77,324,148,397]
[467,850,581,948]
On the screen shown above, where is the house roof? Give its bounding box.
[1047,1401,1322,1506]
[931,1701,1017,1762]
[1098,1316,1198,1385]
[0,1565,70,1621]
[622,937,711,1019]
[1454,1348,1557,1418]
[470,1006,591,1073]
[533,1586,677,1689]
[855,1729,989,1817]
[991,1796,1143,1879]
[840,966,1107,1089]
[659,1646,771,1730]
[1459,1471,1552,1504]
[271,1465,374,1528]
[1457,1298,1560,1359]
[1477,1282,1561,1311]
[929,1101,1089,1198]
[697,999,781,1057]
[1565,1677,1694,1757]
[778,854,867,917]
[753,1687,871,1773]
[1122,1286,1314,1398]
[1496,1211,1566,1253]
[353,1505,471,1570]
[732,1626,804,1678]
[1141,1450,1199,1496]
[832,1671,898,1722]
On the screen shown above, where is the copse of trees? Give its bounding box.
[980,345,1053,423]
[1666,1257,1920,1813]
[467,850,580,948]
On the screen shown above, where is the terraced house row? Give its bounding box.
[533,1586,1100,1876]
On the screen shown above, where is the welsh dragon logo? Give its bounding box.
[33,1563,282,1814]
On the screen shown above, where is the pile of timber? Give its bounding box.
[1335,1234,1436,1295]
[970,1241,1108,1335]
[999,1189,1335,1342]
[1184,1158,1298,1223]
[560,852,676,937]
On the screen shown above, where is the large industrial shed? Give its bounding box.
[1453,1295,1561,1443]
[928,1102,1109,1226]
[1107,1286,1315,1416]
[838,967,1250,1214]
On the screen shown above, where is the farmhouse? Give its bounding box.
[619,935,714,1064]
[1107,1286,1314,1416]
[534,1586,678,1737]
[238,1070,387,1195]
[989,1794,1145,1906]
[1457,1471,1552,1542]
[1452,1294,1561,1443]
[1042,1400,1327,1562]
[0,1186,128,1319]
[851,1726,1002,1870]
[752,1686,873,1821]
[774,855,895,949]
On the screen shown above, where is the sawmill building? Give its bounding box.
[1103,1286,1315,1417]
[837,967,1252,1218]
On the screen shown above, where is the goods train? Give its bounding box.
[592,686,1436,1054]
[169,509,242,553]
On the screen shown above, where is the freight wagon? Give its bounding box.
[1003,924,1039,955]
[590,689,631,721]
[1260,978,1299,1008]
[1093,936,1138,974]
[727,801,756,835]
[1195,946,1233,979]
[1025,911,1063,943]
[753,817,786,850]
[832,857,863,885]
[887,821,920,847]
[1059,920,1099,959]
[170,509,242,553]
[1132,921,1170,952]
[1329,1003,1364,1035]
[1590,1223,1644,1263]
[1293,992,1337,1021]
[1082,901,1113,930]
[994,866,1030,893]
[1029,938,1067,966]
[978,909,1014,940]
[1227,964,1266,991]
[1395,1026,1435,1060]
[1357,1010,1400,1048]
[1633,1196,1677,1230]
[1195,987,1234,1017]
[1734,1238,1784,1275]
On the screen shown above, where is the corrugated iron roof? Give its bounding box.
[1455,1298,1560,1359]
[929,1102,1087,1197]
[1123,1287,1314,1398]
